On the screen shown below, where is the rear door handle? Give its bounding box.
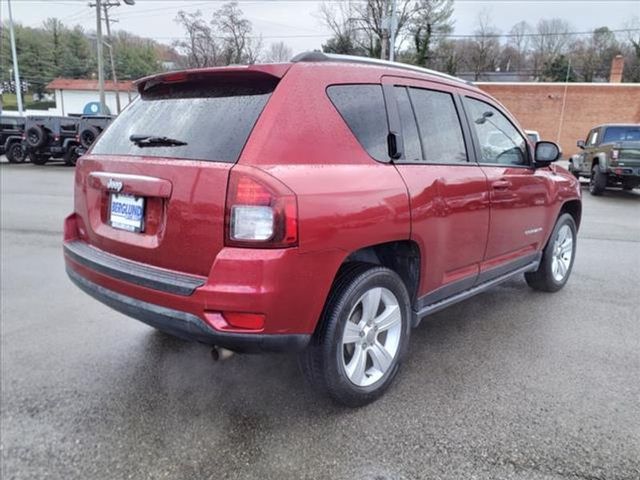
[492,180,512,190]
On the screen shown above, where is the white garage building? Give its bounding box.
[45,78,137,116]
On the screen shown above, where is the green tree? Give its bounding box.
[60,26,94,78]
[542,55,578,82]
[114,32,161,79]
[410,0,455,67]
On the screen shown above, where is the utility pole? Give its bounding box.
[381,29,388,60]
[389,0,397,62]
[95,0,106,113]
[7,0,24,114]
[102,3,121,113]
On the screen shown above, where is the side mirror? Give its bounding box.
[535,141,561,167]
[577,140,585,149]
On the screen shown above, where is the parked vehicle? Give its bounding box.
[24,115,112,166]
[24,116,79,165]
[570,123,640,195]
[63,53,581,406]
[0,115,26,163]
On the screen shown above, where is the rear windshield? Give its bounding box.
[91,78,277,162]
[603,126,640,143]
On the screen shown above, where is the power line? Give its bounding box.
[145,27,640,41]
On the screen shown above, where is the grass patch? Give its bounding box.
[1,92,56,111]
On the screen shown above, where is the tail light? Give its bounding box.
[225,167,298,248]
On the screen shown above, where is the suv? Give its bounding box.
[0,115,26,163]
[24,116,80,165]
[65,116,114,166]
[570,124,640,195]
[63,53,581,406]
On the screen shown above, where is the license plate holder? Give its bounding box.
[109,193,145,233]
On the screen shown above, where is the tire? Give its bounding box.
[589,164,607,196]
[299,263,412,407]
[28,151,49,165]
[64,146,79,166]
[525,213,577,293]
[6,142,26,163]
[79,126,100,149]
[25,125,47,148]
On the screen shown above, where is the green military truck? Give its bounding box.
[570,124,640,195]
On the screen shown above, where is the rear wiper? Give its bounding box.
[129,134,188,147]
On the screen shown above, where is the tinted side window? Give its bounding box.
[465,97,528,166]
[327,85,389,161]
[409,88,468,164]
[603,126,640,142]
[587,129,599,146]
[393,87,422,162]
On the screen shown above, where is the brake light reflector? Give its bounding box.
[225,168,298,248]
[223,312,265,330]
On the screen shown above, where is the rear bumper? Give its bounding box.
[607,166,640,177]
[66,266,310,353]
[62,213,344,352]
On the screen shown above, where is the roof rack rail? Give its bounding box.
[290,51,474,86]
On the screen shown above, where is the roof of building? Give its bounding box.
[46,78,136,92]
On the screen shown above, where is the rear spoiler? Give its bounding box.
[135,64,292,94]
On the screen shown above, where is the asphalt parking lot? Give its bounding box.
[1,159,639,480]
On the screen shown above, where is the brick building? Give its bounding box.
[477,57,640,157]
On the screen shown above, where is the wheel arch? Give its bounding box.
[560,199,582,230]
[341,240,421,306]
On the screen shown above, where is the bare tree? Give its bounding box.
[174,2,261,67]
[410,0,454,67]
[264,41,293,63]
[531,18,573,77]
[574,27,619,81]
[621,16,640,82]
[318,2,363,55]
[173,10,220,68]
[215,1,260,64]
[468,10,501,80]
[318,0,413,59]
[507,20,531,70]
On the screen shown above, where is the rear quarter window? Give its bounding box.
[91,78,277,162]
[327,84,389,161]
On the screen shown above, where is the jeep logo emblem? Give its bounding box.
[107,179,123,192]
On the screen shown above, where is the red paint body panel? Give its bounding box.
[64,61,581,344]
[74,156,232,276]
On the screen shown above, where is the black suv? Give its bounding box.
[24,115,113,166]
[1,115,26,163]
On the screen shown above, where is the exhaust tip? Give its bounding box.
[211,346,235,362]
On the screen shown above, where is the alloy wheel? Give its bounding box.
[551,224,573,282]
[341,287,402,387]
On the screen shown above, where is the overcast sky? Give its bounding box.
[2,0,639,55]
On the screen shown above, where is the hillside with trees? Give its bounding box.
[0,18,165,99]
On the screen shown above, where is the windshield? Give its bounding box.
[91,78,277,162]
[602,126,640,143]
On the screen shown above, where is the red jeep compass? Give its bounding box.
[64,53,581,406]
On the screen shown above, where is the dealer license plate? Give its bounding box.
[109,193,145,232]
